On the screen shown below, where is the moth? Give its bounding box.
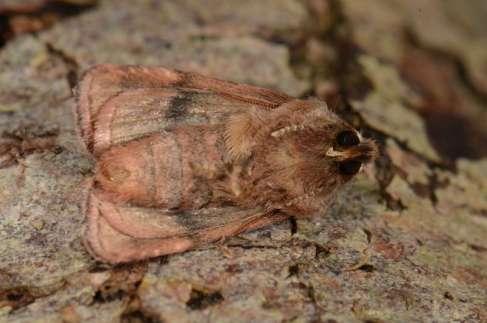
[75,64,377,264]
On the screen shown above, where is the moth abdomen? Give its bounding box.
[95,125,225,209]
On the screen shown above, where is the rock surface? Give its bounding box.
[1,1,486,322]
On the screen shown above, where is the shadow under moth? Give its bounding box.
[75,64,378,264]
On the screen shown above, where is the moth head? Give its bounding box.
[258,100,378,215]
[267,100,378,181]
[266,122,378,216]
[325,129,378,177]
[264,100,378,196]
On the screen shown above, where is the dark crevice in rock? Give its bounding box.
[0,287,35,311]
[373,142,395,187]
[0,282,66,312]
[363,228,372,244]
[121,297,161,323]
[357,264,376,273]
[382,191,407,213]
[443,291,454,301]
[156,255,170,266]
[44,41,80,89]
[394,164,448,207]
[468,244,487,253]
[315,244,331,259]
[93,287,125,303]
[375,131,458,209]
[412,172,449,206]
[363,320,384,323]
[121,310,161,323]
[0,0,97,48]
[287,264,300,278]
[186,289,224,310]
[88,263,113,273]
[91,264,147,304]
[290,216,298,235]
[303,283,325,321]
[224,243,281,250]
[366,141,408,211]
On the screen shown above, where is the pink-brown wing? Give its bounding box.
[76,64,293,155]
[84,190,289,264]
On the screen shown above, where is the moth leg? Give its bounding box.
[213,211,290,258]
[194,211,289,244]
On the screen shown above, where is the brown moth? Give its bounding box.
[75,64,377,264]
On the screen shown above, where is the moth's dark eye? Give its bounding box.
[336,130,360,147]
[338,160,362,176]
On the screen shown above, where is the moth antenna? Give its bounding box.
[270,124,306,138]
